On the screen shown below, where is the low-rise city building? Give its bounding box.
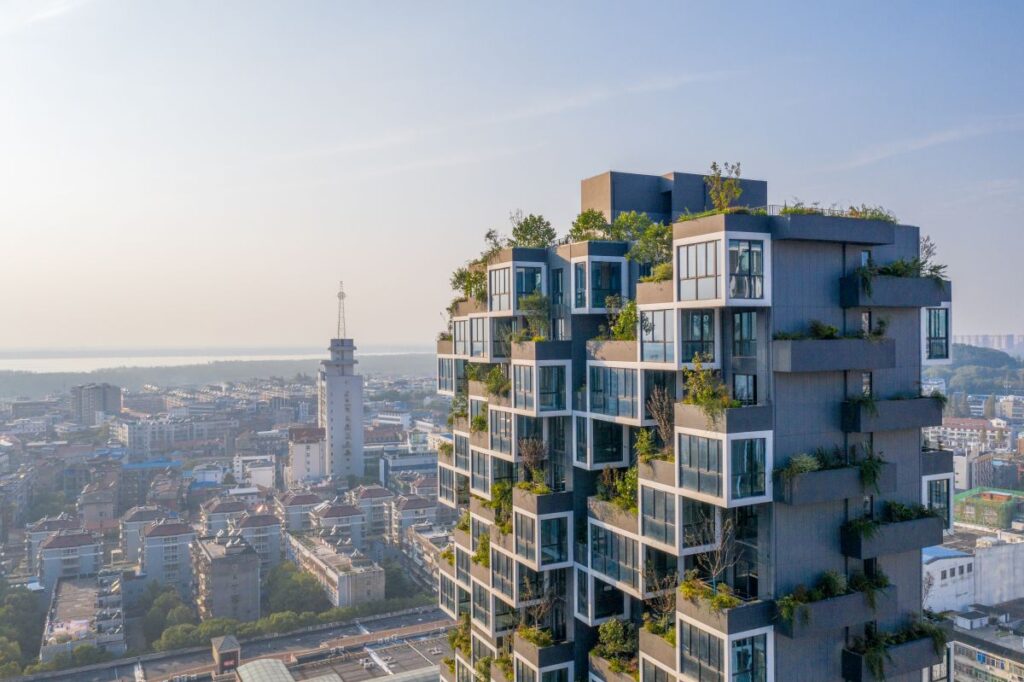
[25,513,80,574]
[120,506,171,564]
[274,490,322,532]
[230,511,282,574]
[309,500,366,548]
[200,497,248,534]
[140,519,196,596]
[284,532,385,608]
[192,533,261,622]
[38,529,102,591]
[39,575,126,662]
[388,495,436,549]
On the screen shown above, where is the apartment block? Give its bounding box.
[192,534,261,622]
[286,426,327,487]
[140,519,196,596]
[200,497,248,534]
[229,511,282,574]
[388,494,437,549]
[310,500,366,548]
[436,169,955,682]
[275,490,323,532]
[39,575,126,662]
[348,484,393,539]
[38,529,102,591]
[120,505,171,564]
[25,513,80,574]
[71,383,122,426]
[284,531,385,608]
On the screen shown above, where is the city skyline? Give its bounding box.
[2,1,1023,350]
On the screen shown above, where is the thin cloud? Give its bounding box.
[0,0,93,34]
[831,115,1024,171]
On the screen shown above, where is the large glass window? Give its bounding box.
[456,547,470,584]
[678,240,720,301]
[471,450,490,495]
[472,582,490,627]
[928,477,951,529]
[542,669,569,682]
[574,262,587,308]
[641,309,675,363]
[643,660,673,682]
[732,312,757,358]
[679,434,723,496]
[927,308,950,360]
[516,266,542,309]
[453,320,469,356]
[491,550,514,598]
[454,435,469,471]
[490,410,512,454]
[516,660,536,682]
[539,365,566,411]
[731,634,767,682]
[550,268,564,306]
[681,309,715,363]
[438,358,455,392]
[591,261,622,309]
[681,499,716,549]
[680,621,724,682]
[589,524,639,588]
[540,517,568,565]
[733,374,756,405]
[489,267,510,311]
[641,486,675,545]
[514,365,534,410]
[728,240,764,300]
[644,370,675,421]
[575,416,588,464]
[439,467,455,504]
[515,513,536,561]
[592,419,624,463]
[470,318,486,357]
[731,438,766,499]
[492,318,515,358]
[589,366,638,418]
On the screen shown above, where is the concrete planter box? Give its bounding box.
[775,463,896,505]
[677,593,775,636]
[454,527,472,551]
[769,214,895,245]
[840,275,951,308]
[437,338,454,355]
[440,662,456,682]
[639,628,676,670]
[841,516,945,559]
[491,526,514,553]
[470,558,490,585]
[841,636,943,682]
[439,556,456,579]
[511,340,573,361]
[675,403,773,433]
[922,449,954,477]
[513,488,573,515]
[636,280,674,305]
[471,496,495,523]
[492,660,511,682]
[772,338,895,373]
[470,429,489,450]
[515,633,574,668]
[842,398,943,432]
[777,586,897,638]
[451,416,469,434]
[588,653,636,682]
[587,339,638,362]
[587,497,638,534]
[469,380,510,408]
[454,298,488,317]
[639,459,675,485]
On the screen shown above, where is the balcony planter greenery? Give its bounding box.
[774,448,895,505]
[588,496,638,535]
[841,620,947,682]
[587,339,638,362]
[440,659,456,682]
[515,628,574,668]
[437,337,454,355]
[590,619,639,682]
[512,486,573,515]
[677,573,774,635]
[492,655,512,682]
[840,274,951,308]
[842,395,943,432]
[638,625,676,670]
[841,503,945,559]
[775,570,896,638]
[510,339,572,361]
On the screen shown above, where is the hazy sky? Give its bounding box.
[2,1,1022,350]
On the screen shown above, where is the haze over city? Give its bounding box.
[2,1,1023,352]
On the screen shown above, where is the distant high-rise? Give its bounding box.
[70,382,122,426]
[318,337,365,480]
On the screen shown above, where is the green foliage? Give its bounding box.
[440,545,454,566]
[508,210,556,248]
[682,353,740,426]
[593,618,638,673]
[607,210,655,242]
[494,654,513,680]
[142,586,191,646]
[843,515,881,540]
[485,366,510,397]
[450,267,488,302]
[856,447,887,494]
[849,569,890,610]
[474,655,492,682]
[626,220,671,266]
[26,490,74,524]
[643,613,675,645]
[679,571,741,612]
[705,161,743,211]
[448,613,472,657]
[22,644,113,675]
[0,577,47,672]
[456,511,471,532]
[634,428,658,464]
[438,441,453,461]
[847,392,878,417]
[263,562,331,616]
[486,480,513,534]
[517,625,555,647]
[777,453,822,482]
[471,531,490,567]
[808,320,840,340]
[596,466,638,513]
[848,619,948,681]
[381,558,421,599]
[470,413,488,433]
[847,204,898,222]
[609,298,638,341]
[639,261,673,283]
[568,209,611,242]
[517,291,551,340]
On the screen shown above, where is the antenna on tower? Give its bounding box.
[336,281,347,339]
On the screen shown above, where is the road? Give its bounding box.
[56,608,451,682]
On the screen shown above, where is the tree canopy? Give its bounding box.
[263,562,331,616]
[508,210,556,248]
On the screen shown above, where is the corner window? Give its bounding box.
[514,365,534,410]
[539,365,566,411]
[540,517,568,565]
[731,634,767,681]
[728,240,764,299]
[927,308,950,360]
[453,320,469,356]
[589,366,638,418]
[678,240,720,301]
[731,438,766,499]
[679,434,722,496]
[679,621,723,681]
[641,487,675,545]
[515,266,542,308]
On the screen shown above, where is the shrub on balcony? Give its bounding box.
[471,533,490,567]
[848,619,947,680]
[448,613,471,657]
[848,569,891,610]
[843,502,939,540]
[485,366,511,397]
[440,545,454,566]
[638,261,673,283]
[596,466,638,514]
[679,571,741,613]
[853,236,948,296]
[518,291,551,341]
[681,353,740,426]
[643,612,675,646]
[438,441,453,460]
[517,625,555,647]
[456,511,470,533]
[474,656,492,682]
[593,618,639,677]
[776,571,849,625]
[448,393,468,427]
[494,654,513,680]
[470,414,488,433]
[486,480,513,535]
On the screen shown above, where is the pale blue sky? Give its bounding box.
[1,1,1021,349]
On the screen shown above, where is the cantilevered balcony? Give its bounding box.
[587,496,638,535]
[638,459,675,486]
[775,463,896,506]
[587,339,638,363]
[921,448,954,477]
[588,653,637,682]
[841,397,943,432]
[514,631,574,669]
[512,487,573,515]
[639,627,677,671]
[841,636,944,682]
[469,380,510,408]
[676,586,775,635]
[636,280,674,305]
[772,338,895,373]
[453,298,487,317]
[840,275,951,308]
[675,403,773,433]
[840,516,944,559]
[437,337,454,355]
[778,586,897,638]
[510,340,572,361]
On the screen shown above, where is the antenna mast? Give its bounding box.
[336,281,347,339]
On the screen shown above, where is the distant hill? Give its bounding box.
[0,353,435,399]
[926,344,1024,395]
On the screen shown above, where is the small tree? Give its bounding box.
[681,354,736,426]
[517,291,551,340]
[568,209,610,242]
[518,437,547,486]
[646,384,675,452]
[689,511,740,593]
[704,161,743,211]
[509,210,556,248]
[627,220,672,266]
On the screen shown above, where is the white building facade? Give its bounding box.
[318,338,364,480]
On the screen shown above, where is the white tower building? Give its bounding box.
[318,283,365,480]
